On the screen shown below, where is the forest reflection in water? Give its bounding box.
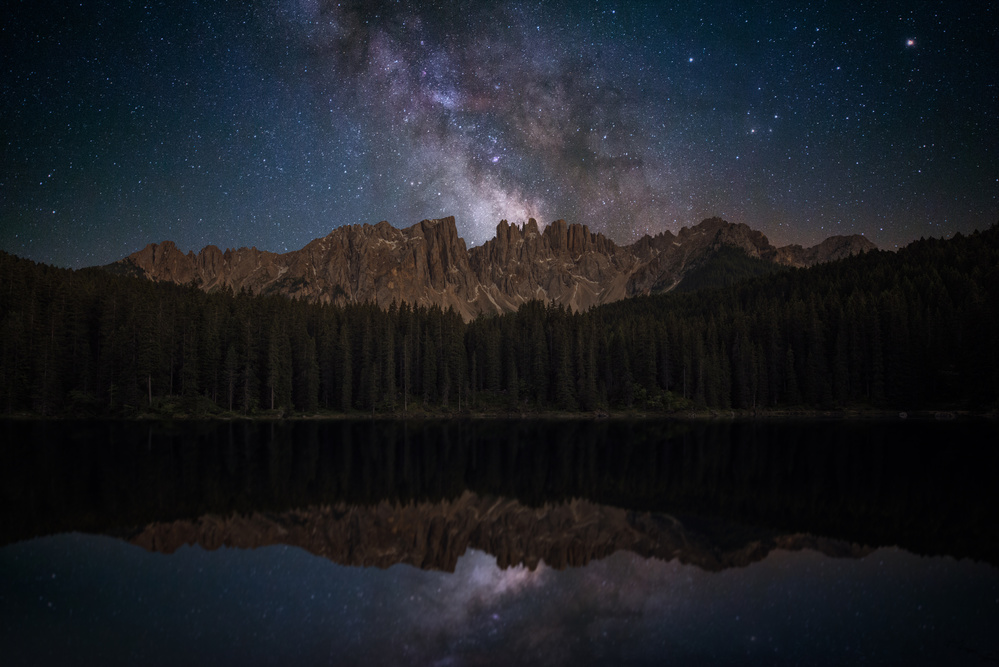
[1,418,998,665]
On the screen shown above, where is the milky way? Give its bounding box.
[2,0,996,267]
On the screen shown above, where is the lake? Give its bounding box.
[1,419,997,665]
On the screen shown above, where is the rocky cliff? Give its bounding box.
[112,216,876,320]
[131,491,872,573]
[775,234,879,266]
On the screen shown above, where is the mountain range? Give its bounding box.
[111,216,875,320]
[131,491,872,573]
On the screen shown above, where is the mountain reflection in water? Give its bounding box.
[1,418,997,665]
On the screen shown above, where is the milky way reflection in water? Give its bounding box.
[1,419,997,665]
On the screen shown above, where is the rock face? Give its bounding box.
[775,234,880,266]
[130,491,872,573]
[112,216,876,321]
[466,218,639,315]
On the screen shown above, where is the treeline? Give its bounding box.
[1,227,997,416]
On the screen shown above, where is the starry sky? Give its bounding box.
[2,0,996,268]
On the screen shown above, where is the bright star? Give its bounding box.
[906,38,916,47]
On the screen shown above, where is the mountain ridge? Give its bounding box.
[110,216,876,320]
[130,491,873,573]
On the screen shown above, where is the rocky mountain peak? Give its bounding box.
[776,234,877,266]
[112,216,877,320]
[130,492,873,573]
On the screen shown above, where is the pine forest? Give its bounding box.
[1,227,997,417]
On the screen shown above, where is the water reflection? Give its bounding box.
[2,419,997,562]
[129,491,872,572]
[1,418,998,665]
[3,535,997,666]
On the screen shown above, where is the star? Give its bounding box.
[906,38,916,47]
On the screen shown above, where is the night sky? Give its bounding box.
[2,0,996,269]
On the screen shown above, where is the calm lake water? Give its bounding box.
[1,419,997,666]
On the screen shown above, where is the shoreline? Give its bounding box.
[2,407,995,422]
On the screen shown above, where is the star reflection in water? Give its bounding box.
[2,536,997,666]
[1,418,997,665]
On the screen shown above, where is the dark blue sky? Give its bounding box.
[2,0,996,268]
